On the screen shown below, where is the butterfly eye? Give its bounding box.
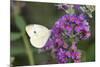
[33,31,36,34]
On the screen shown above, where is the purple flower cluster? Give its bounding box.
[43,14,90,63]
[56,4,83,13]
[56,48,68,63]
[53,14,91,40]
[41,4,91,63]
[55,42,81,63]
[52,14,90,63]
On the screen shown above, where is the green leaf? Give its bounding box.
[15,15,26,31]
[86,44,95,61]
[11,32,22,41]
[11,44,25,56]
[34,52,51,64]
[81,50,86,62]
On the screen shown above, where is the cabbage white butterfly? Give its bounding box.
[25,24,51,48]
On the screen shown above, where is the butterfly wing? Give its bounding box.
[26,24,51,48]
[30,31,51,48]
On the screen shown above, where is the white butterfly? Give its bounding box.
[25,24,51,48]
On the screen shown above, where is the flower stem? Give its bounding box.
[22,32,35,65]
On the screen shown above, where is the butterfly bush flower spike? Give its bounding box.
[40,4,91,63]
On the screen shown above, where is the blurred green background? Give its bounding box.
[10,1,95,66]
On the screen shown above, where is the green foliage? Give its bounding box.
[14,15,26,31]
[13,14,35,65]
[86,44,95,61]
[11,32,21,41]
